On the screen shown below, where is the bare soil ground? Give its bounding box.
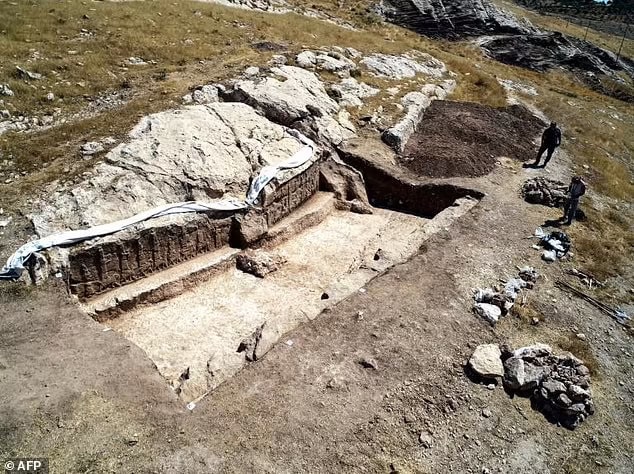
[401,101,547,178]
[1,149,633,473]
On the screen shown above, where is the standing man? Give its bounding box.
[563,176,586,225]
[534,122,562,168]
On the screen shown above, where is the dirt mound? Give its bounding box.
[400,101,545,178]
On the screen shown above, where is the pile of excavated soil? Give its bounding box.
[401,101,546,178]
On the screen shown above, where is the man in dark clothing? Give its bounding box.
[534,122,561,168]
[562,176,586,225]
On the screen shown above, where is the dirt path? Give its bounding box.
[1,153,633,473]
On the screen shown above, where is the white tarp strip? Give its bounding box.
[0,131,316,280]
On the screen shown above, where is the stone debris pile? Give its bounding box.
[534,228,571,262]
[236,250,286,278]
[502,343,594,430]
[473,266,539,325]
[522,177,568,207]
[469,343,595,429]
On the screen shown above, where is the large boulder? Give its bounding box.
[503,357,550,391]
[469,344,504,378]
[32,102,314,236]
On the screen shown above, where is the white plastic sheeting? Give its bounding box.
[0,130,316,280]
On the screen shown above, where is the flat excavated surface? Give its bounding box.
[401,101,546,178]
[108,199,476,403]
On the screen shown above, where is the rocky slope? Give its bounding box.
[376,0,634,101]
[376,0,535,38]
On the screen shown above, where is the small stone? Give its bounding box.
[419,433,432,448]
[81,141,104,156]
[568,384,590,401]
[46,92,55,101]
[0,84,14,96]
[504,357,548,391]
[236,251,285,278]
[244,66,260,77]
[531,317,539,325]
[481,408,492,418]
[486,383,495,391]
[576,365,590,376]
[473,303,501,325]
[576,333,587,341]
[404,414,416,424]
[556,393,572,407]
[359,358,378,370]
[542,379,567,395]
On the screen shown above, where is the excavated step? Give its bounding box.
[106,196,480,404]
[81,192,336,321]
[81,246,241,322]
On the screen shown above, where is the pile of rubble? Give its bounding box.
[236,250,286,278]
[521,177,568,207]
[469,343,594,429]
[534,228,571,262]
[472,266,539,325]
[503,344,594,429]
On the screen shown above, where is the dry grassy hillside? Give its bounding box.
[0,0,632,290]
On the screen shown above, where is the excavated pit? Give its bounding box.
[67,149,482,404]
[337,137,486,217]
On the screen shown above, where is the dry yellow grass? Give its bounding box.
[0,1,631,285]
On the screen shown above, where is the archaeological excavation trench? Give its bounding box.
[63,162,482,404]
[2,61,547,405]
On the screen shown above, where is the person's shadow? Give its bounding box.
[542,218,564,228]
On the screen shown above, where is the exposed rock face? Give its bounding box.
[377,0,633,101]
[295,50,357,77]
[360,52,446,79]
[329,78,380,108]
[479,32,633,77]
[222,66,356,146]
[376,0,534,38]
[207,0,281,11]
[32,102,312,236]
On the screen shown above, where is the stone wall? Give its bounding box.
[68,214,234,299]
[66,162,321,300]
[261,162,320,226]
